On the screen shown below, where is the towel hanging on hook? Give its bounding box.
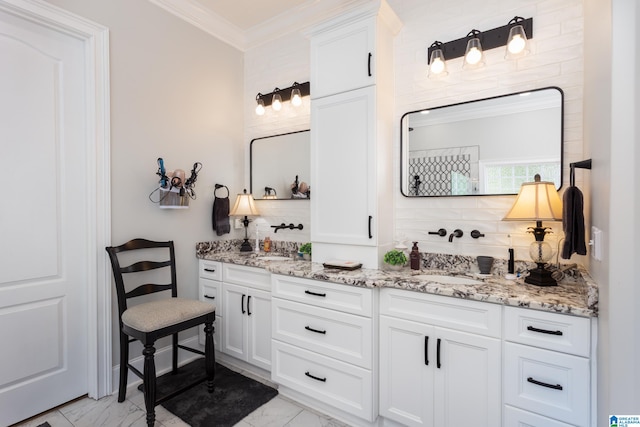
[212,184,230,236]
[562,159,592,259]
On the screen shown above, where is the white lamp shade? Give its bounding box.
[503,177,562,221]
[229,191,260,216]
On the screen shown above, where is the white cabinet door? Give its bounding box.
[379,315,434,427]
[311,17,375,98]
[222,283,247,360]
[247,288,272,371]
[433,327,502,427]
[311,86,376,246]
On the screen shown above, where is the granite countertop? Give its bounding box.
[197,249,598,318]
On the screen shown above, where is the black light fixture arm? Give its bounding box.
[256,81,310,107]
[427,17,533,64]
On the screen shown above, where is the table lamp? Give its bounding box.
[503,174,563,286]
[229,189,260,252]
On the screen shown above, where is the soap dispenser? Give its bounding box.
[410,242,421,270]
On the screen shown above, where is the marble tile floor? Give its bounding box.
[14,364,348,427]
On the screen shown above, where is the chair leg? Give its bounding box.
[204,320,215,393]
[142,343,157,427]
[118,331,129,402]
[172,333,178,374]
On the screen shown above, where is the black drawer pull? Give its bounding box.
[527,326,563,336]
[305,371,327,382]
[368,52,372,76]
[527,377,563,390]
[204,295,215,300]
[436,338,442,369]
[424,336,429,366]
[305,326,327,335]
[304,290,326,297]
[204,268,216,273]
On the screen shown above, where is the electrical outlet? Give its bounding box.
[234,218,243,229]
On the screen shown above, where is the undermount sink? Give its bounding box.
[257,255,291,261]
[411,274,483,285]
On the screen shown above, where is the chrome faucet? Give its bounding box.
[449,229,463,242]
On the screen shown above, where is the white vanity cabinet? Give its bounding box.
[198,260,223,350]
[270,274,377,422]
[379,288,502,427]
[309,1,400,269]
[220,263,271,371]
[503,306,592,427]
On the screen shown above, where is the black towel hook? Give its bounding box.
[569,159,592,187]
[214,183,229,198]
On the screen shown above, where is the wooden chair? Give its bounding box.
[106,238,215,427]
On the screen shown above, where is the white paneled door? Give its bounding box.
[0,4,99,425]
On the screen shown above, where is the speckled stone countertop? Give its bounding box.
[196,244,598,318]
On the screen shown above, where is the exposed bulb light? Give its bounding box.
[427,42,448,78]
[463,30,485,69]
[291,87,302,107]
[272,92,282,111]
[505,18,530,59]
[255,95,265,116]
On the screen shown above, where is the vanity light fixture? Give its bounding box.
[426,16,533,73]
[427,41,448,78]
[503,174,563,286]
[229,189,260,252]
[254,81,310,116]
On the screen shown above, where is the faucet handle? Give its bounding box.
[429,228,447,237]
[471,230,485,239]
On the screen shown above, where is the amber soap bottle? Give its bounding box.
[410,242,421,270]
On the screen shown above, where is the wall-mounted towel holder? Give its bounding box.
[569,159,592,187]
[214,183,229,198]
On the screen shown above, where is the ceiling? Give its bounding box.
[149,0,372,51]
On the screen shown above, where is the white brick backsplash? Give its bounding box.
[244,0,586,265]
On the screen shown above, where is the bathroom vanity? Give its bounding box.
[196,247,597,427]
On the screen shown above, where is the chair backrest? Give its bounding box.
[106,238,178,319]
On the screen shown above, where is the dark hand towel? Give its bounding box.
[561,186,587,259]
[212,196,230,236]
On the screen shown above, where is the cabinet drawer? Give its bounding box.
[380,288,501,338]
[223,263,270,291]
[272,298,372,368]
[272,274,372,317]
[504,405,574,427]
[504,342,590,426]
[271,340,374,421]
[199,260,222,281]
[504,306,590,356]
[200,278,221,313]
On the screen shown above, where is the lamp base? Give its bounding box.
[239,239,253,252]
[525,264,557,286]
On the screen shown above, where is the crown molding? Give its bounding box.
[148,0,245,50]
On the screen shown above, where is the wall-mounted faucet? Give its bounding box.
[449,229,463,242]
[429,228,447,237]
[271,223,304,233]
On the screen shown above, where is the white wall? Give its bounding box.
[44,0,245,365]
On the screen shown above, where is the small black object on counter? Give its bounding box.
[410,242,421,270]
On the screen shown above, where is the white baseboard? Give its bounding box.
[110,335,211,394]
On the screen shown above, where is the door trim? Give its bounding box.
[0,0,112,399]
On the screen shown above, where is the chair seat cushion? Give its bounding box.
[122,298,215,333]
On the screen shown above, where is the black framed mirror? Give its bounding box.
[250,130,310,200]
[400,87,563,197]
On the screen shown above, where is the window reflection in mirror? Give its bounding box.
[250,130,310,200]
[400,87,563,197]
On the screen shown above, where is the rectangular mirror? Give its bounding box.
[401,87,563,197]
[250,130,310,200]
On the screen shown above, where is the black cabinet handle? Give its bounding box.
[204,295,215,300]
[247,295,252,316]
[241,294,246,314]
[305,371,327,382]
[305,290,326,297]
[368,215,373,239]
[436,338,442,369]
[424,336,429,366]
[305,326,327,335]
[527,377,563,390]
[368,52,372,76]
[527,326,563,336]
[204,268,216,272]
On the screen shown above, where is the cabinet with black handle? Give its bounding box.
[198,260,223,351]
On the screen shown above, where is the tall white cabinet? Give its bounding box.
[310,0,401,269]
